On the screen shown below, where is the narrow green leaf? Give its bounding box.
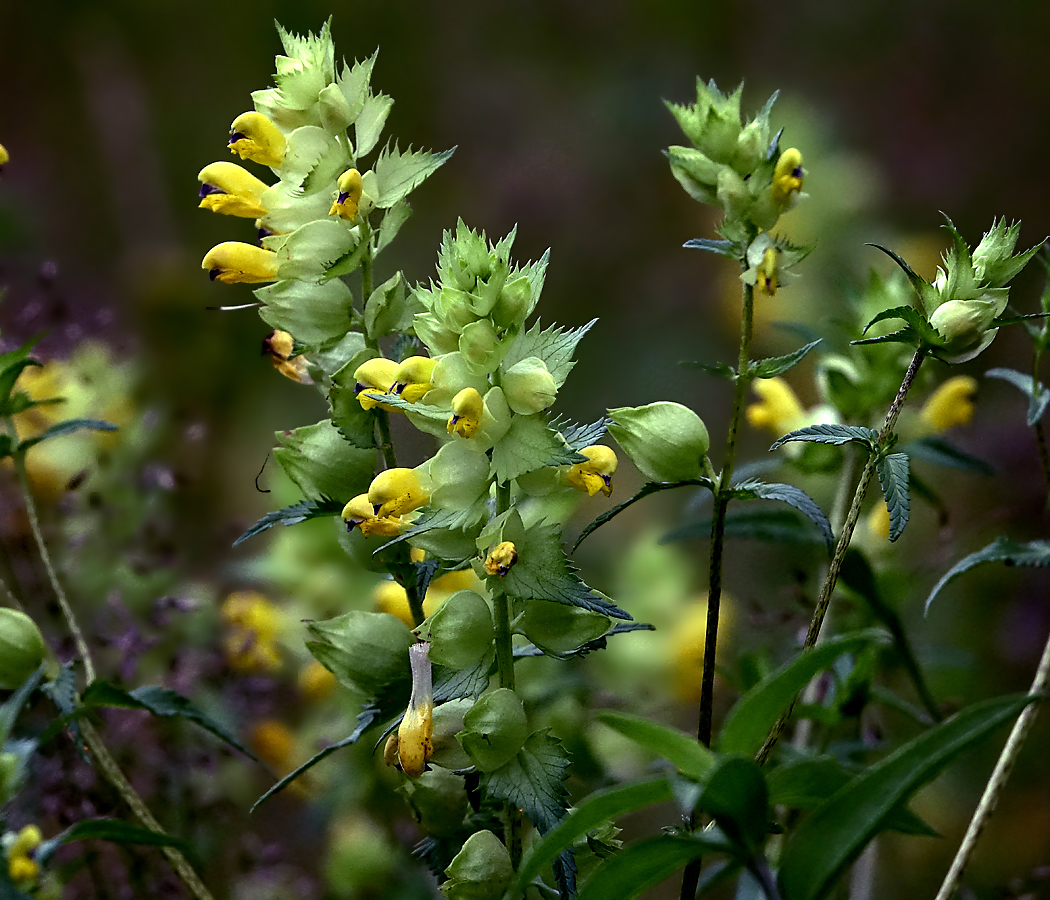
[549,415,609,451]
[699,757,769,852]
[902,437,994,476]
[18,418,117,454]
[0,666,44,744]
[986,367,1050,427]
[661,507,827,547]
[730,480,833,555]
[875,451,910,542]
[596,711,715,782]
[777,694,1031,900]
[770,424,877,452]
[679,360,737,381]
[718,631,888,756]
[992,311,1050,326]
[506,777,674,900]
[751,339,822,379]
[35,819,195,867]
[926,536,1050,614]
[683,237,739,258]
[851,326,921,347]
[864,244,933,308]
[233,497,344,546]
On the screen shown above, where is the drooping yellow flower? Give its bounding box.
[368,468,430,519]
[484,541,518,576]
[353,357,401,411]
[919,376,977,433]
[6,824,42,886]
[745,377,806,436]
[329,168,364,220]
[341,494,403,537]
[197,162,269,218]
[447,387,484,438]
[221,591,283,671]
[202,242,278,284]
[396,642,434,778]
[771,147,804,205]
[391,356,437,403]
[228,112,286,167]
[566,445,618,497]
[372,576,459,626]
[262,330,312,384]
[297,659,337,702]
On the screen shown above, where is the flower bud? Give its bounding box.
[329,168,364,221]
[448,388,485,439]
[305,610,414,696]
[483,542,518,577]
[197,162,269,218]
[368,468,430,518]
[0,609,46,690]
[202,242,278,284]
[518,600,610,655]
[228,111,286,167]
[732,120,766,176]
[442,830,514,900]
[491,275,533,329]
[457,688,528,771]
[459,320,502,373]
[929,298,999,361]
[415,590,493,669]
[474,387,513,448]
[771,147,805,206]
[436,287,481,330]
[501,357,558,415]
[607,402,710,482]
[397,642,434,778]
[318,83,354,132]
[716,167,750,221]
[565,445,617,497]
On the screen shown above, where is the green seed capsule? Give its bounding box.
[0,609,46,690]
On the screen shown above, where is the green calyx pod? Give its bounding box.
[607,401,710,482]
[517,600,610,655]
[491,275,531,329]
[415,590,494,669]
[399,765,469,838]
[417,442,492,510]
[459,319,503,373]
[305,611,414,696]
[457,688,528,771]
[732,119,767,176]
[0,609,46,690]
[929,298,1000,363]
[442,830,513,900]
[501,357,558,415]
[716,167,751,222]
[437,287,481,330]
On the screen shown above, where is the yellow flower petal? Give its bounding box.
[484,541,518,576]
[368,468,430,519]
[228,112,286,167]
[566,445,617,497]
[919,375,977,433]
[197,161,269,218]
[746,377,805,436]
[771,147,804,205]
[447,387,484,438]
[329,168,364,220]
[202,242,278,284]
[396,643,434,778]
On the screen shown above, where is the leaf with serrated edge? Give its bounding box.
[596,711,715,782]
[491,414,584,483]
[683,238,739,257]
[484,730,570,835]
[770,424,877,451]
[752,339,822,379]
[680,360,737,380]
[573,479,714,551]
[731,480,833,554]
[273,419,375,501]
[372,144,455,209]
[986,367,1050,426]
[876,452,910,542]
[926,536,1050,614]
[501,319,596,388]
[851,327,922,347]
[548,414,608,450]
[234,497,344,546]
[35,819,196,868]
[18,418,117,454]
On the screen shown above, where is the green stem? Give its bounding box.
[376,410,398,471]
[756,348,926,765]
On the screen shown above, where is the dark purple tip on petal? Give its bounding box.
[602,475,612,486]
[793,166,803,178]
[354,382,366,394]
[229,132,246,145]
[199,183,221,198]
[392,383,405,395]
[257,227,273,241]
[208,269,220,281]
[337,192,349,204]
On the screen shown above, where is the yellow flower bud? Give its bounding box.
[397,642,434,778]
[756,246,779,296]
[8,824,43,886]
[221,591,283,671]
[919,376,977,433]
[202,242,278,284]
[565,445,618,497]
[447,387,484,438]
[771,147,804,205]
[342,494,404,538]
[484,541,518,577]
[228,111,286,167]
[262,330,312,385]
[392,356,437,403]
[368,468,430,518]
[197,161,269,218]
[746,377,805,436]
[329,168,364,220]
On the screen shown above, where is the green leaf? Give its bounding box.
[500,522,631,620]
[926,535,1050,614]
[328,351,378,450]
[17,418,117,454]
[851,326,922,348]
[718,631,888,756]
[751,339,822,379]
[35,818,196,867]
[485,730,570,837]
[377,199,412,253]
[573,479,714,551]
[361,391,449,422]
[549,415,608,451]
[986,367,1050,427]
[875,451,910,542]
[901,436,993,476]
[730,480,833,554]
[0,865,34,899]
[255,278,354,346]
[699,757,768,852]
[354,92,394,157]
[491,414,585,483]
[679,359,737,380]
[80,681,258,761]
[992,311,1050,326]
[501,319,596,388]
[508,777,674,900]
[0,666,44,744]
[575,834,734,900]
[273,419,375,501]
[372,143,455,208]
[0,338,42,414]
[364,271,422,340]
[662,507,827,547]
[683,237,739,258]
[865,244,937,310]
[372,504,487,554]
[770,424,877,451]
[777,694,1031,900]
[595,711,715,782]
[232,497,344,546]
[322,230,370,280]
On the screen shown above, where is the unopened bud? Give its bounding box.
[0,609,46,690]
[607,401,710,483]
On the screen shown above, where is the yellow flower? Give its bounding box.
[249,719,296,772]
[447,387,484,438]
[202,242,278,284]
[756,246,778,296]
[341,494,403,537]
[197,162,269,218]
[297,659,337,702]
[745,377,806,436]
[368,468,430,519]
[484,541,518,576]
[0,142,9,174]
[771,147,804,205]
[262,330,312,385]
[353,357,400,412]
[391,356,437,403]
[7,824,42,886]
[228,112,286,167]
[329,168,364,220]
[919,375,977,433]
[865,502,891,542]
[669,595,732,704]
[221,591,283,671]
[565,445,618,497]
[372,578,452,626]
[396,642,434,778]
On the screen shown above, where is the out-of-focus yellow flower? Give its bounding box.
[262,330,312,385]
[391,356,437,403]
[341,494,403,537]
[353,357,401,412]
[745,377,806,436]
[202,242,278,284]
[368,468,430,518]
[565,445,618,497]
[0,143,9,174]
[228,112,286,168]
[919,376,977,433]
[249,719,296,772]
[6,824,42,886]
[221,591,283,671]
[297,659,337,702]
[755,246,779,296]
[866,502,891,542]
[372,571,478,626]
[669,595,732,704]
[447,387,484,438]
[395,643,434,778]
[329,168,364,220]
[197,162,269,218]
[484,542,518,577]
[771,147,804,205]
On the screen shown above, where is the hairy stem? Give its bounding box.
[376,410,398,470]
[757,348,926,765]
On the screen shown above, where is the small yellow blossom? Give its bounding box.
[865,502,891,542]
[771,147,804,205]
[368,468,430,519]
[392,356,437,403]
[353,357,401,412]
[756,246,778,296]
[298,659,337,702]
[341,494,403,537]
[484,541,518,577]
[329,168,364,220]
[447,387,484,438]
[395,643,434,778]
[566,445,618,497]
[262,330,312,384]
[745,377,806,436]
[6,824,42,886]
[228,111,286,167]
[919,376,977,433]
[0,142,9,174]
[669,595,733,704]
[221,591,283,671]
[197,161,269,218]
[202,242,278,284]
[249,719,296,772]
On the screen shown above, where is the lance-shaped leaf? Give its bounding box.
[901,436,994,476]
[679,359,737,381]
[729,480,833,554]
[662,507,828,547]
[596,711,716,782]
[926,536,1050,614]
[860,304,943,347]
[683,237,740,258]
[865,243,938,310]
[770,424,877,452]
[851,326,922,348]
[354,92,394,157]
[233,497,344,546]
[18,418,117,454]
[35,819,196,868]
[377,198,412,253]
[751,339,822,379]
[875,451,910,542]
[548,414,608,450]
[0,667,44,744]
[0,337,43,413]
[699,756,769,853]
[777,694,1031,900]
[986,366,1050,427]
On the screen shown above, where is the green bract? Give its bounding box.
[441,830,513,900]
[0,609,46,690]
[304,611,414,696]
[607,401,710,482]
[415,590,493,669]
[457,688,529,772]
